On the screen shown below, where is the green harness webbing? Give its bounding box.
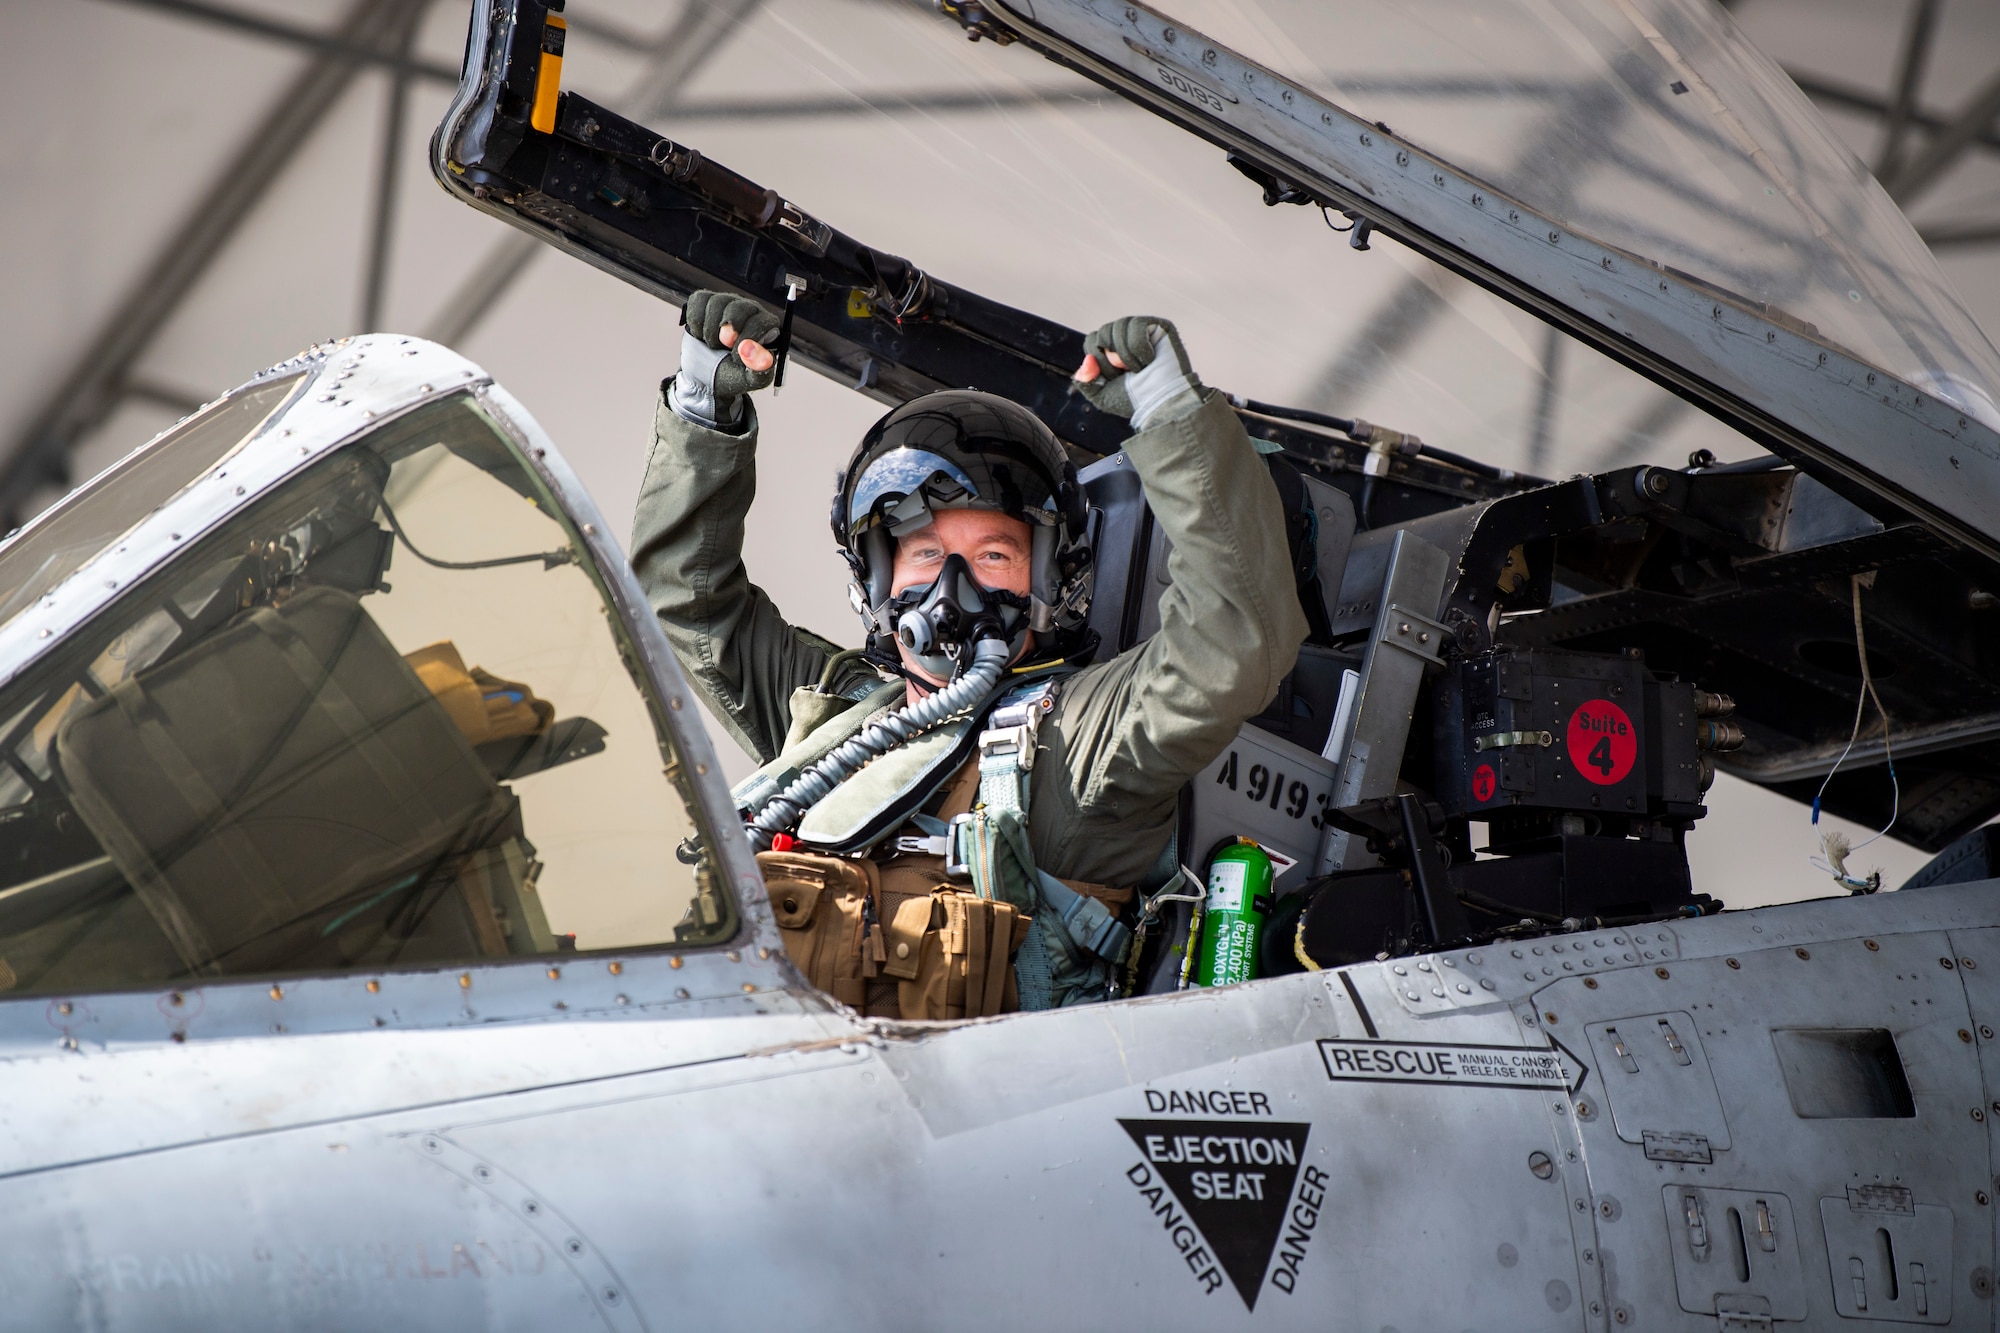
[952,680,1133,1010]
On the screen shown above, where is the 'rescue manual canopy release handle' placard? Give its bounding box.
[1318,1038,1583,1091]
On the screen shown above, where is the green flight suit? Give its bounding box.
[629,387,1309,888]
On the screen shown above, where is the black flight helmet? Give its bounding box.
[833,390,1093,674]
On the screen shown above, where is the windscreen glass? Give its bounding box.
[0,375,301,633]
[1161,0,2000,424]
[0,395,725,996]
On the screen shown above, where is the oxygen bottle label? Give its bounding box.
[1206,860,1249,914]
[1197,843,1273,987]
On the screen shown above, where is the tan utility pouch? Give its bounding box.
[896,890,1028,1020]
[758,850,876,1010]
[759,849,1027,1020]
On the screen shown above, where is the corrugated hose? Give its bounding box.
[744,635,1013,851]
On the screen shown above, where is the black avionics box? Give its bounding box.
[1434,648,1704,823]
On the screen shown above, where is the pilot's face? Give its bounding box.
[889,508,1035,688]
[888,507,1033,599]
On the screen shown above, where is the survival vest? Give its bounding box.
[741,670,1135,1019]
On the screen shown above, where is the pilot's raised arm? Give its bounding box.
[1024,317,1310,887]
[630,293,882,765]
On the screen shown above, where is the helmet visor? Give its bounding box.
[846,448,984,536]
[844,440,1064,536]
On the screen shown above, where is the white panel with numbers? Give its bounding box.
[1187,725,1337,892]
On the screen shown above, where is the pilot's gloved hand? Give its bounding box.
[669,290,783,430]
[1072,316,1204,431]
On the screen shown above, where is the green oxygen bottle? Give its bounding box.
[1197,839,1276,986]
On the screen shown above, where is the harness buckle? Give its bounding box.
[943,811,976,879]
[894,834,948,856]
[978,722,1033,768]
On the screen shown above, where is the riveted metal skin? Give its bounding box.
[5,793,2000,1330]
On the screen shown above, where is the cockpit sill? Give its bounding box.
[0,335,786,1033]
[0,946,805,1058]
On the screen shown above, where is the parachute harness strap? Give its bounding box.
[955,677,1133,1008]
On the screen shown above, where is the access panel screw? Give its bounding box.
[1528,1151,1555,1179]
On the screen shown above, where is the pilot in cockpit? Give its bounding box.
[632,291,1308,1020]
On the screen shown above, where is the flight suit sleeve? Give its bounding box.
[628,390,868,765]
[1031,391,1308,884]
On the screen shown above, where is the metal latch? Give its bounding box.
[1658,1018,1692,1065]
[894,834,948,857]
[1473,729,1552,752]
[1609,1025,1639,1073]
[1683,1189,1709,1258]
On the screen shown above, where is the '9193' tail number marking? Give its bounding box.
[1214,750,1322,827]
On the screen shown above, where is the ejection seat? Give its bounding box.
[1077,448,1368,991]
[50,587,543,979]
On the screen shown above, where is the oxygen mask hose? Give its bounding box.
[745,635,1012,852]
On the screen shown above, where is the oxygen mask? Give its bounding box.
[890,553,1027,681]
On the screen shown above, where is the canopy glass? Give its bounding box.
[1170,0,2000,426]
